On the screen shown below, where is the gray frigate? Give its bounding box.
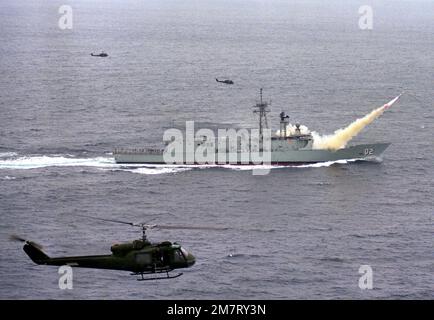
[114,90,397,165]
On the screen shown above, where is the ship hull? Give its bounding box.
[113,143,390,165]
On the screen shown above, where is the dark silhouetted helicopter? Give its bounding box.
[216,78,234,84]
[90,51,108,57]
[12,216,227,281]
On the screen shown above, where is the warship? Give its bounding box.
[114,90,395,165]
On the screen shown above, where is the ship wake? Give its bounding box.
[0,153,378,175]
[0,154,191,175]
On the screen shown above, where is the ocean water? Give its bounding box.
[0,0,433,299]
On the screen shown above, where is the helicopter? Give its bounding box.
[90,51,108,57]
[12,216,227,281]
[215,78,234,84]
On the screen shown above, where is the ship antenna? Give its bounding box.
[253,88,270,141]
[142,225,147,242]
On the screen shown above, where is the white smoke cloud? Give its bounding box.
[275,123,310,137]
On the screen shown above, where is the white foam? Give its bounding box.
[0,155,192,175]
[217,158,366,170]
[295,158,362,168]
[1,175,16,180]
[116,167,192,175]
[0,155,115,170]
[0,152,18,158]
[220,164,286,171]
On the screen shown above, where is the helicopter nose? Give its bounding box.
[186,253,195,267]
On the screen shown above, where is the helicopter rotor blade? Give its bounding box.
[148,225,229,231]
[74,214,229,232]
[10,234,27,242]
[9,234,44,250]
[74,214,135,226]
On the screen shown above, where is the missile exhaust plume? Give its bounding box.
[312,94,402,151]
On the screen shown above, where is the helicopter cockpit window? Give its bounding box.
[173,248,187,263]
[180,247,189,257]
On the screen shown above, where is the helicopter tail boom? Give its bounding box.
[23,242,50,264]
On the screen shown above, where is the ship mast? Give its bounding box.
[253,88,270,140]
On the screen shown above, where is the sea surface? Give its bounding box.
[0,0,433,299]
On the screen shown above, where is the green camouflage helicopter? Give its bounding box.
[12,216,227,281]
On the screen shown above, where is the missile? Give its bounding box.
[383,93,403,110]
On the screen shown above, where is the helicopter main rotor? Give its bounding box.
[74,214,228,242]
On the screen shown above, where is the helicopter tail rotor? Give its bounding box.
[10,235,49,264]
[10,235,44,250]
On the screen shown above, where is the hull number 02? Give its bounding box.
[364,148,374,156]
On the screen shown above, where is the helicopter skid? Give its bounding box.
[131,269,183,281]
[136,273,183,281]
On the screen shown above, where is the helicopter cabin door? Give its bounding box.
[134,252,152,268]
